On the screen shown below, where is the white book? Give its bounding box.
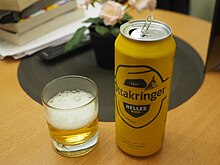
[0,0,77,33]
[0,8,84,45]
[0,0,39,11]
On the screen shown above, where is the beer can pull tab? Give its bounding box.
[140,15,153,37]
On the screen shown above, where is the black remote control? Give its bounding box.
[37,34,92,61]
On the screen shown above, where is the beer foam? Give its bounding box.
[46,90,98,130]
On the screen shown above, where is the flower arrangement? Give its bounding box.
[65,0,157,51]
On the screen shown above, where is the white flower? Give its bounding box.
[99,1,125,26]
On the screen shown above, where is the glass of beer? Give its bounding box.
[41,75,99,157]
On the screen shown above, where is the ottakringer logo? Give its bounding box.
[115,65,169,129]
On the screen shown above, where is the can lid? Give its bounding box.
[120,19,172,41]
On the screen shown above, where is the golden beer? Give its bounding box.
[115,20,176,156]
[48,118,98,146]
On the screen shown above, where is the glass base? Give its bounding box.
[51,132,98,157]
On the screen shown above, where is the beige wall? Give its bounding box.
[190,0,216,21]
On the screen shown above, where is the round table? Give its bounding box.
[1,9,219,164]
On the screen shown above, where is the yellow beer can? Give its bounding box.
[114,19,176,156]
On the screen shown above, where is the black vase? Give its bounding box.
[89,28,116,70]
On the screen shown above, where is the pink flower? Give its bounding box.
[128,0,157,12]
[99,1,125,26]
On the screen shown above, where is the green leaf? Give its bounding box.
[121,13,132,22]
[64,26,87,52]
[110,27,120,37]
[95,25,110,36]
[83,17,103,25]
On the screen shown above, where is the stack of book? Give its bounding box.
[0,0,84,45]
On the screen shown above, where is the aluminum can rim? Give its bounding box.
[120,19,172,42]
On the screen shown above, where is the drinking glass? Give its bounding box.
[41,75,99,157]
